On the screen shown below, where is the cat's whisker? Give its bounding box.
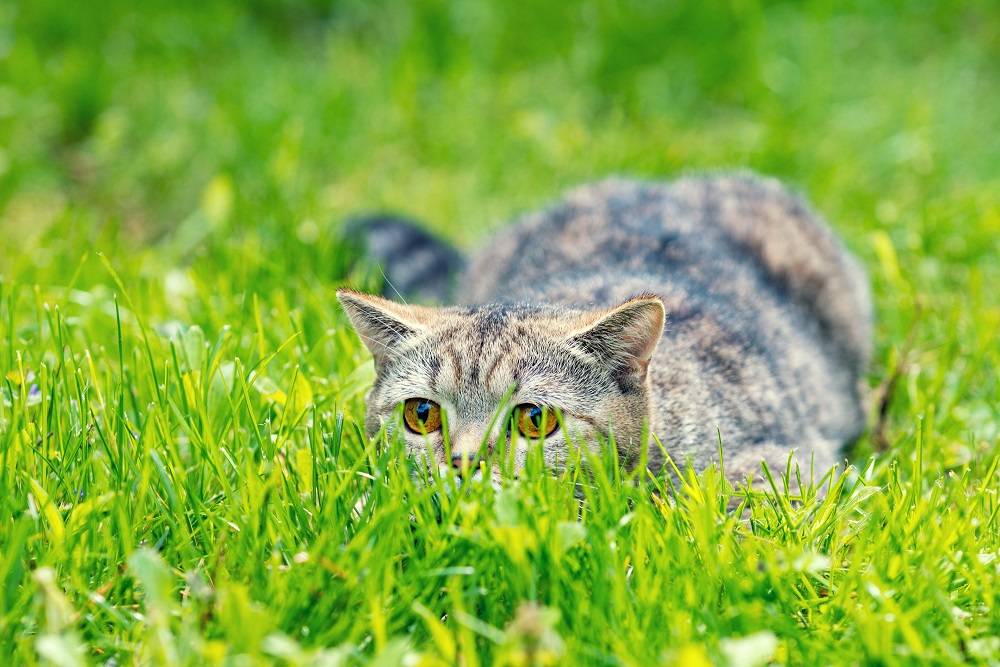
[376,262,409,305]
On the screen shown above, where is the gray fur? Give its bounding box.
[339,172,872,483]
[345,214,464,303]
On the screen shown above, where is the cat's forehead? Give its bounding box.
[431,302,584,338]
[425,304,568,372]
[384,303,593,409]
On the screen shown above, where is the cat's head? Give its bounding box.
[337,289,665,480]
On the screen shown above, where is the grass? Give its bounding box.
[1,0,998,664]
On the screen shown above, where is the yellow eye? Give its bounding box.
[403,398,442,434]
[516,404,559,439]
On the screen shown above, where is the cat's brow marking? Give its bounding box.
[444,345,463,386]
[482,352,504,391]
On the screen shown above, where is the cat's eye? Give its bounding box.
[515,403,559,439]
[403,398,442,434]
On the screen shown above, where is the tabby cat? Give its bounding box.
[338,173,872,483]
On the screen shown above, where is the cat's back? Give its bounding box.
[460,173,873,476]
[463,172,871,375]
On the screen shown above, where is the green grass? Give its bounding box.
[1,0,999,664]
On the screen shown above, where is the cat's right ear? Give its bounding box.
[567,294,666,384]
[336,289,434,367]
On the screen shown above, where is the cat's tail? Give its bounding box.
[344,214,465,303]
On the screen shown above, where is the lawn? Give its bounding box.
[1,0,998,664]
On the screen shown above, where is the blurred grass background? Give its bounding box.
[3,0,997,250]
[1,0,999,664]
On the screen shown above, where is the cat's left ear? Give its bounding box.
[567,295,666,382]
[337,289,436,367]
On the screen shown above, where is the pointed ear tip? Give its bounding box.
[625,295,666,337]
[337,288,379,305]
[624,293,667,317]
[626,292,665,305]
[336,289,378,318]
[336,290,357,310]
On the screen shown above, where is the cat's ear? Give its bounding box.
[337,289,435,366]
[567,295,666,382]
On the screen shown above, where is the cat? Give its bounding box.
[338,172,872,485]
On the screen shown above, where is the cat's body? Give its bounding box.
[340,173,872,482]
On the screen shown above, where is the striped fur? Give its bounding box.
[345,214,464,303]
[339,172,872,484]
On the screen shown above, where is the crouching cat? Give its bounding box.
[338,173,872,484]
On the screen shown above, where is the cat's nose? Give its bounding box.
[450,432,484,471]
[450,452,479,470]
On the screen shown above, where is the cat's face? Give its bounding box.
[337,289,665,481]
